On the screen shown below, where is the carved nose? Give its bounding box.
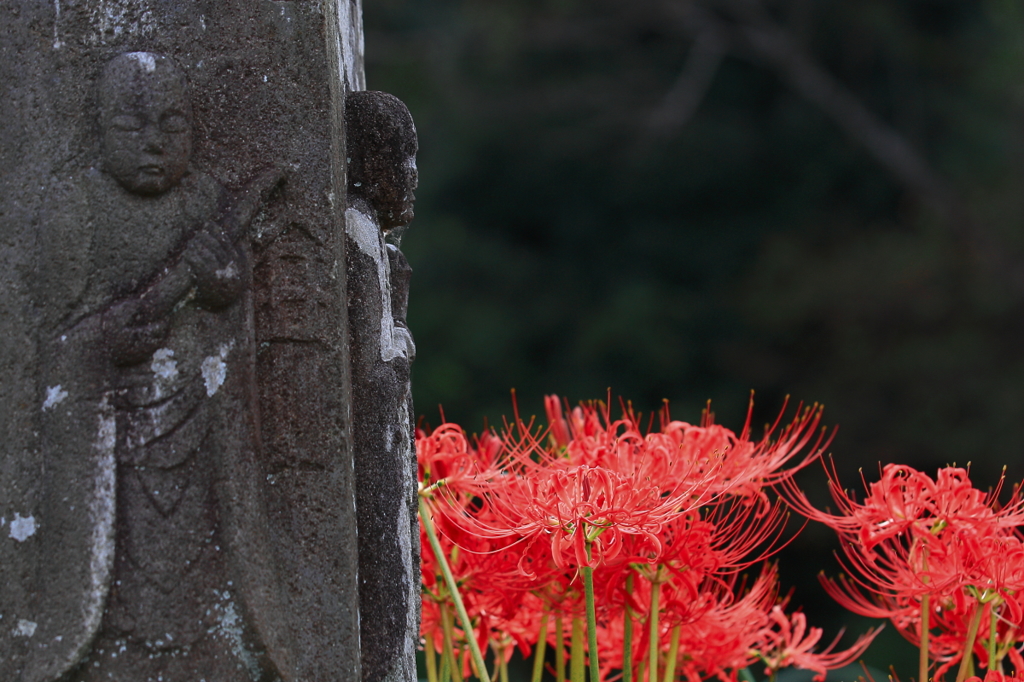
[142,127,164,154]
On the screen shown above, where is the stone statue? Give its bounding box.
[345,91,421,682]
[29,52,285,682]
[2,1,380,679]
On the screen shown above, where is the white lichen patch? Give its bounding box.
[43,384,69,411]
[82,397,117,656]
[53,0,63,49]
[215,262,237,280]
[346,209,409,362]
[13,619,37,637]
[128,51,155,72]
[89,1,155,44]
[335,0,365,91]
[210,591,261,681]
[201,356,227,397]
[151,348,178,381]
[9,513,37,542]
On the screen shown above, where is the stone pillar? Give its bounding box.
[0,2,373,681]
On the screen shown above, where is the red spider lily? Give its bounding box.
[966,673,1024,682]
[656,398,829,504]
[541,396,829,505]
[417,395,875,682]
[818,572,919,623]
[756,606,881,682]
[677,568,783,681]
[430,408,715,579]
[593,531,869,682]
[440,396,826,575]
[418,422,504,496]
[466,462,705,572]
[783,463,1024,551]
[420,516,516,658]
[522,399,718,509]
[783,463,1024,608]
[787,461,1024,680]
[591,565,782,682]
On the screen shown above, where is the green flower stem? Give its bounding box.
[624,573,634,682]
[648,579,662,682]
[988,604,997,673]
[498,644,509,682]
[920,593,930,682]
[919,546,932,682]
[532,614,549,682]
[582,564,601,682]
[662,626,680,682]
[426,634,439,682]
[572,617,586,682]
[955,604,984,682]
[420,497,491,682]
[440,647,452,682]
[441,604,464,682]
[556,616,566,682]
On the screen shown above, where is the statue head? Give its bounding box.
[345,91,418,232]
[98,52,192,196]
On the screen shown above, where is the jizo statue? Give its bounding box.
[34,52,284,682]
[1,38,421,680]
[345,90,421,682]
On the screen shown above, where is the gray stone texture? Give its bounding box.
[345,91,420,682]
[0,1,388,681]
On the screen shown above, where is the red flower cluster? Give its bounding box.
[418,396,878,682]
[784,462,1024,681]
[966,673,1024,682]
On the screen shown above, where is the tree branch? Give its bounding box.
[716,0,963,221]
[646,27,728,138]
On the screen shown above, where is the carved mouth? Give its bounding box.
[139,164,165,176]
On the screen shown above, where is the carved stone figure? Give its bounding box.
[32,52,283,682]
[345,91,420,682]
[2,3,373,680]
[2,1,421,675]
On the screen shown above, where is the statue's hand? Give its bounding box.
[102,298,171,366]
[184,225,245,309]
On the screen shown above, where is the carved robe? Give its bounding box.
[23,168,280,682]
[346,206,419,682]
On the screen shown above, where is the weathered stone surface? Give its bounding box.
[0,2,370,681]
[346,91,420,682]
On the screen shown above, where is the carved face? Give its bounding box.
[99,53,192,196]
[378,156,418,232]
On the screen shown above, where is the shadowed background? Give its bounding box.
[364,0,1024,677]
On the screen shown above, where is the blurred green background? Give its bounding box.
[364,0,1024,678]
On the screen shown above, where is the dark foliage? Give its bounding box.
[366,1,1024,675]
